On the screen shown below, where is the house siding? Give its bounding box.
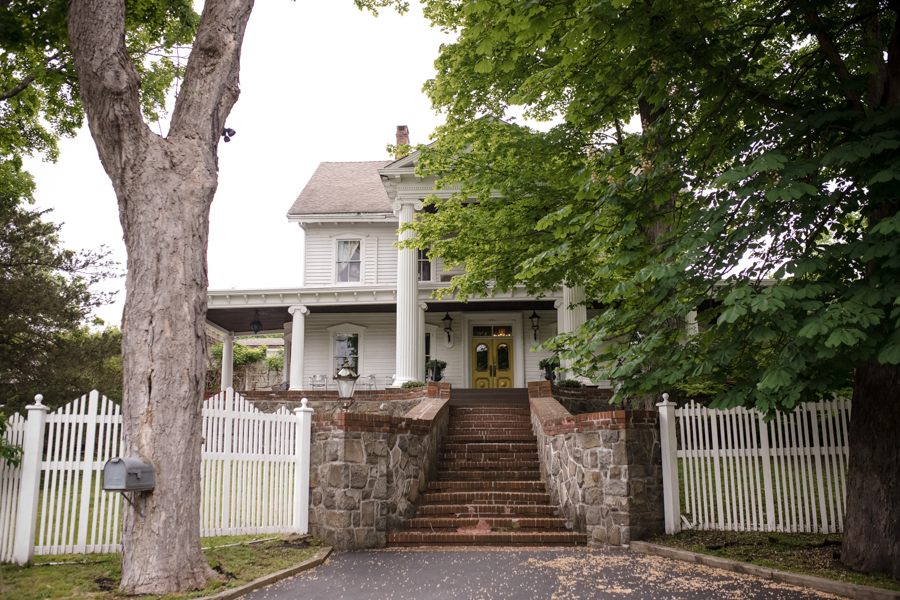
[303,223,401,287]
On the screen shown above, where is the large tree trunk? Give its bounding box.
[842,362,900,578]
[68,0,253,593]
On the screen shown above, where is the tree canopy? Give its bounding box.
[408,0,899,576]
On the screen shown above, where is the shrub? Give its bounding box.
[425,359,447,370]
[538,357,560,370]
[401,381,426,389]
[556,379,583,388]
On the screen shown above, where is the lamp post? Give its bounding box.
[529,310,540,342]
[334,362,360,413]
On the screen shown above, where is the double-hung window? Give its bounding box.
[334,333,359,373]
[336,240,361,283]
[418,248,431,282]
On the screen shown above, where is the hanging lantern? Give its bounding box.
[529,310,540,341]
[442,312,453,342]
[250,309,263,334]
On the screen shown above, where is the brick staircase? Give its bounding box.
[386,400,587,547]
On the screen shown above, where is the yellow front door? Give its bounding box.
[471,338,514,389]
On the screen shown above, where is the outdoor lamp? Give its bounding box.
[442,312,453,342]
[529,311,540,341]
[334,362,360,412]
[250,309,263,334]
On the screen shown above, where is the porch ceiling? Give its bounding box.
[206,300,558,334]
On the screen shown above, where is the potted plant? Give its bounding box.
[538,357,560,383]
[426,359,448,382]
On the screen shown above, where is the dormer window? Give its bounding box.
[418,248,431,282]
[336,240,361,282]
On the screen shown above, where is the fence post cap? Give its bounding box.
[26,395,48,411]
[656,392,675,408]
[295,398,314,414]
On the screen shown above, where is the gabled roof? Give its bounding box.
[287,161,394,215]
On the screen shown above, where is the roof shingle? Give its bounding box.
[287,161,394,215]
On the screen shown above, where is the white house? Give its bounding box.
[206,126,597,391]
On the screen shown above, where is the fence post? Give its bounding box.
[657,393,681,534]
[293,398,313,535]
[758,412,776,531]
[13,395,49,565]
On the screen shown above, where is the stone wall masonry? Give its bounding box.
[527,381,665,547]
[306,391,450,550]
[238,382,452,417]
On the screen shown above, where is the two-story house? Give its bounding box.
[205,127,597,391]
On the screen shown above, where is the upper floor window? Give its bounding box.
[336,240,361,282]
[418,248,431,282]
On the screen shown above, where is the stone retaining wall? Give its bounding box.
[306,391,450,550]
[528,381,664,547]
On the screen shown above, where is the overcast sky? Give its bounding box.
[23,2,461,327]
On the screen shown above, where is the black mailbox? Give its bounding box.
[103,457,155,492]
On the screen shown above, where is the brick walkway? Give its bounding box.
[244,548,840,600]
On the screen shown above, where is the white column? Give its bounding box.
[221,334,234,391]
[13,395,49,565]
[418,302,428,382]
[686,310,699,336]
[288,305,308,390]
[283,336,292,387]
[392,199,422,386]
[657,393,681,534]
[294,398,313,534]
[556,285,586,380]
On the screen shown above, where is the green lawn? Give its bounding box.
[0,535,322,600]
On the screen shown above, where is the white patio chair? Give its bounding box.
[308,374,327,391]
[383,374,397,388]
[357,374,376,391]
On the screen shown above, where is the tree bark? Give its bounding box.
[842,361,900,578]
[68,0,254,593]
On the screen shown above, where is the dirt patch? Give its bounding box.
[94,576,117,592]
[648,530,900,593]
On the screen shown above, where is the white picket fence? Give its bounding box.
[0,388,312,564]
[658,396,851,535]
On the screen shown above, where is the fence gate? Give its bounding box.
[657,396,851,534]
[0,388,312,565]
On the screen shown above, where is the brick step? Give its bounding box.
[437,470,540,480]
[417,504,557,517]
[450,404,531,419]
[423,491,551,505]
[402,517,570,530]
[428,480,546,492]
[440,442,537,453]
[451,414,532,423]
[385,531,585,547]
[448,421,532,430]
[439,452,537,462]
[444,434,537,443]
[438,460,540,471]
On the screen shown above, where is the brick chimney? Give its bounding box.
[395,125,409,159]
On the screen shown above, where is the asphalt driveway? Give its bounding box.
[244,548,841,600]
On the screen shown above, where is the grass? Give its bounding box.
[0,534,323,600]
[648,529,900,593]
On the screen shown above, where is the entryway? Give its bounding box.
[471,325,514,389]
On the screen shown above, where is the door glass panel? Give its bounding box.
[497,343,510,371]
[475,343,489,371]
[472,326,492,337]
[493,326,513,337]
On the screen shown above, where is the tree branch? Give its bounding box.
[169,0,254,144]
[795,0,867,116]
[0,53,62,102]
[68,0,148,192]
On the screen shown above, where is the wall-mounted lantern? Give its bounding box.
[529,311,540,341]
[334,362,359,412]
[442,312,453,342]
[250,309,263,334]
